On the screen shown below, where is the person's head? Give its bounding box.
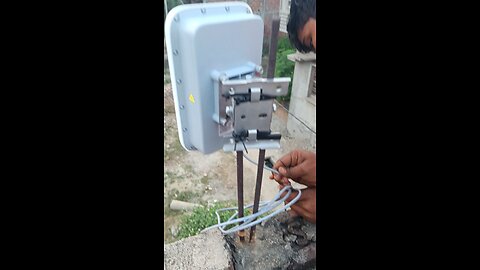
[287,0,316,53]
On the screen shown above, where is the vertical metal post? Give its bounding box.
[249,149,266,242]
[249,17,280,243]
[236,151,245,242]
[267,17,280,79]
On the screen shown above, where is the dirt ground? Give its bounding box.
[163,83,315,244]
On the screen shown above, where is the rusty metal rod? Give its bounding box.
[236,150,245,242]
[247,16,281,243]
[267,17,280,79]
[249,149,266,242]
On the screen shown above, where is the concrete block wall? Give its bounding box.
[164,229,233,270]
[286,52,317,148]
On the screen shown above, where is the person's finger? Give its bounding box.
[272,174,289,186]
[273,173,282,181]
[273,150,302,170]
[278,165,306,182]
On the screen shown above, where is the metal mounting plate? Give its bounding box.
[165,1,263,154]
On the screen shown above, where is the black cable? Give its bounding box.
[274,100,316,135]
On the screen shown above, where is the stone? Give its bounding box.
[164,229,233,270]
[292,244,316,269]
[295,237,309,247]
[302,224,316,241]
[227,212,316,270]
[283,234,297,242]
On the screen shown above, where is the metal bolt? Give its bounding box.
[180,105,184,110]
[229,88,235,95]
[201,8,206,13]
[176,79,182,84]
[173,50,178,55]
[174,16,179,21]
[225,6,230,12]
[183,128,188,132]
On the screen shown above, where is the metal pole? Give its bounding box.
[236,151,245,242]
[249,17,280,243]
[249,149,266,242]
[267,17,280,78]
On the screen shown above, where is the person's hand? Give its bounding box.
[269,149,316,188]
[279,184,316,223]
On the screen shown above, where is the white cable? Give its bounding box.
[243,154,280,175]
[201,185,302,234]
[200,147,301,234]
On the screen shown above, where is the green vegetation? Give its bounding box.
[177,202,245,239]
[275,36,296,102]
[175,201,271,240]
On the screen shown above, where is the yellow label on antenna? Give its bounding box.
[189,94,195,104]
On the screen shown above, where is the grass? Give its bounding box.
[164,136,185,160]
[176,202,238,239]
[175,201,269,240]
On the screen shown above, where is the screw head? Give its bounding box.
[180,105,185,110]
[201,8,206,13]
[174,16,179,21]
[183,128,188,132]
[173,50,178,55]
[225,6,230,12]
[176,79,182,84]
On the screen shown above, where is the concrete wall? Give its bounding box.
[286,52,316,148]
[164,229,233,270]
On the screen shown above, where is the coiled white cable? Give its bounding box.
[201,154,302,234]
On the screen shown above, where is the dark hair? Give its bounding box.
[287,0,316,53]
